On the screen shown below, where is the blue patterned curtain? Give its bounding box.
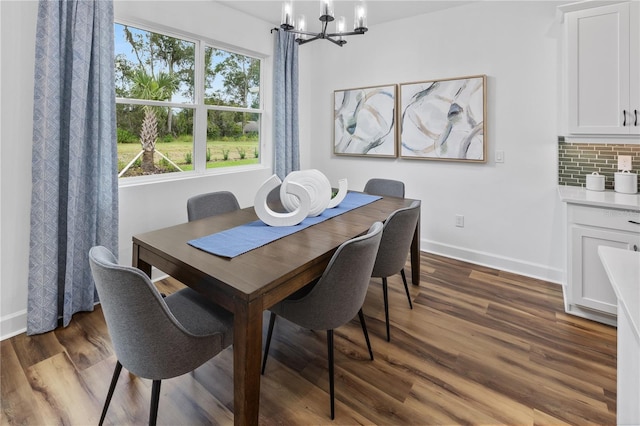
[27,0,118,335]
[274,31,299,179]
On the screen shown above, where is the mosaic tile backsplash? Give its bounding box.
[558,140,640,190]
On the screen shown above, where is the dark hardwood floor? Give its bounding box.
[1,253,617,425]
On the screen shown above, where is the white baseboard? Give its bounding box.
[423,239,564,285]
[1,309,27,341]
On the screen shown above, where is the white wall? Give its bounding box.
[1,0,39,340]
[303,1,565,281]
[1,1,566,340]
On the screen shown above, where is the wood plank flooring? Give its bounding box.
[1,253,617,425]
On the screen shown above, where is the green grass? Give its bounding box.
[118,137,259,176]
[206,158,259,168]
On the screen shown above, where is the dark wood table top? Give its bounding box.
[133,194,417,310]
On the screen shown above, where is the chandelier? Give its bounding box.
[280,0,368,46]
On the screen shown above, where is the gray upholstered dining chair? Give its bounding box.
[187,190,240,222]
[88,246,233,426]
[260,221,384,420]
[363,178,405,198]
[371,200,421,341]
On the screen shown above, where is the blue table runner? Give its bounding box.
[188,192,382,258]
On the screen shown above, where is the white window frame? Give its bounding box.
[114,18,267,187]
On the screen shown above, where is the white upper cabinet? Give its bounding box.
[566,2,639,136]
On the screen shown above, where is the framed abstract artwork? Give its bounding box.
[334,84,397,157]
[399,75,486,162]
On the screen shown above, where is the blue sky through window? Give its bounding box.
[115,23,260,108]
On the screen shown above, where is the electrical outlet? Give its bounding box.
[495,150,504,163]
[618,155,632,171]
[455,214,464,228]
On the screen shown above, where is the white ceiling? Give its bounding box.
[216,1,476,28]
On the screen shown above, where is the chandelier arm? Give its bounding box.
[283,28,365,38]
[285,29,321,37]
[325,30,366,37]
[325,37,346,47]
[297,35,323,45]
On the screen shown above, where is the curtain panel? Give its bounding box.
[27,0,118,335]
[273,31,300,179]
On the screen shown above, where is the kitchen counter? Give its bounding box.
[599,246,640,339]
[558,185,640,211]
[598,246,640,426]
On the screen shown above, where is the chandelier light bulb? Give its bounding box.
[296,14,307,41]
[354,1,367,31]
[281,1,294,29]
[336,16,346,41]
[320,0,334,21]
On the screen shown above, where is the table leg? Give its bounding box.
[233,298,263,426]
[132,243,152,277]
[410,214,421,285]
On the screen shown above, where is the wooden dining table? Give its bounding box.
[131,194,420,425]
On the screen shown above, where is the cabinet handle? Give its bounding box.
[629,220,640,225]
[634,245,639,252]
[635,109,638,126]
[623,110,627,126]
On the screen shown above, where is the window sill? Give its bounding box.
[117,163,269,189]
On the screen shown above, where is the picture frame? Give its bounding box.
[334,84,397,158]
[399,75,486,162]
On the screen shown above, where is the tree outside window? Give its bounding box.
[115,23,261,178]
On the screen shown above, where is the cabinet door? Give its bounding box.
[570,225,638,314]
[630,1,640,135]
[567,2,630,134]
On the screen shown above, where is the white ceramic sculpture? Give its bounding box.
[255,171,348,226]
[280,169,332,217]
[254,175,311,227]
[327,178,348,209]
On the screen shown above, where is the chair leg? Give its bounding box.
[99,360,123,426]
[149,380,161,426]
[357,309,374,360]
[261,312,277,375]
[382,277,390,342]
[400,268,413,309]
[326,330,335,420]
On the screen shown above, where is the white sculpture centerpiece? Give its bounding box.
[254,169,348,227]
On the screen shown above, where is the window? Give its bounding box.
[115,23,262,179]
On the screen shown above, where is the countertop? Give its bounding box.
[558,185,640,211]
[598,246,640,341]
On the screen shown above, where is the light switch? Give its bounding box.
[618,155,632,171]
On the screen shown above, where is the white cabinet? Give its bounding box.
[566,203,640,325]
[566,2,640,135]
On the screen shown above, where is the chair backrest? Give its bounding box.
[363,178,405,198]
[278,222,383,331]
[89,246,216,379]
[187,191,240,222]
[372,200,421,279]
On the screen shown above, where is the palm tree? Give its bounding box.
[131,70,177,173]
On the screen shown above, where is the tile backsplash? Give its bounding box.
[558,140,640,190]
